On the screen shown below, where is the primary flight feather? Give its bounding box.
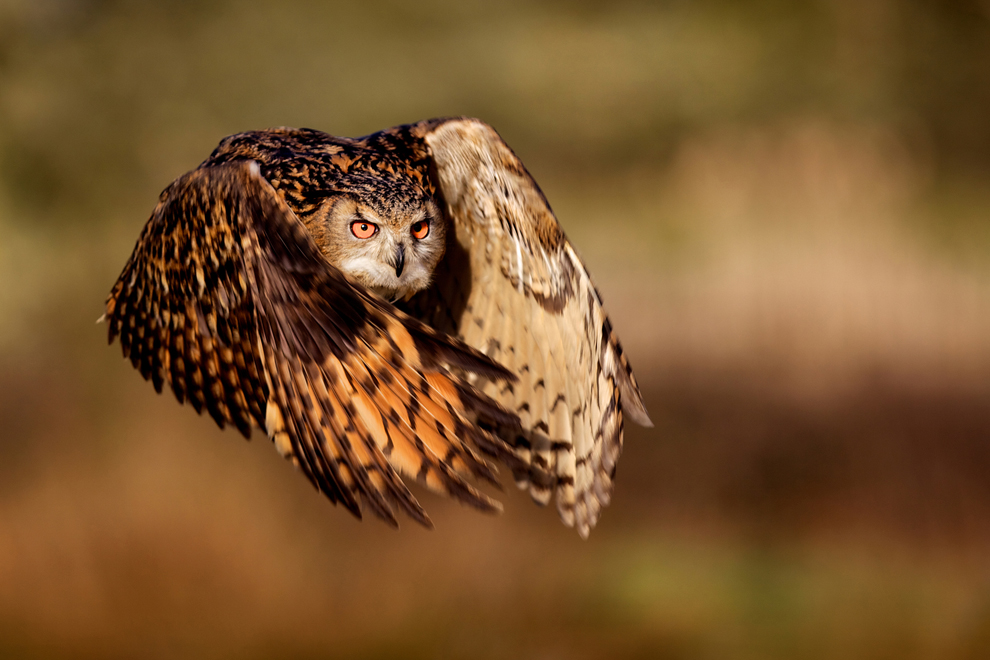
[104,117,651,537]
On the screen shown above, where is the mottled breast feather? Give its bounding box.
[105,117,650,537]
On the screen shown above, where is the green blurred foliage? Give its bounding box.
[1,0,989,226]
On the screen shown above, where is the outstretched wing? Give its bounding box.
[400,118,652,538]
[105,160,522,527]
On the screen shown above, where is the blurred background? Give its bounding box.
[1,0,989,657]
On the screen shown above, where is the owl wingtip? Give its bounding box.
[624,405,654,428]
[617,375,652,428]
[412,510,435,530]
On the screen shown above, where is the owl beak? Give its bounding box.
[394,243,405,277]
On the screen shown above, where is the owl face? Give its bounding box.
[310,185,446,301]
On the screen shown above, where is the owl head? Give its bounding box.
[306,173,446,301]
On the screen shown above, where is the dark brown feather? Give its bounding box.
[106,117,647,537]
[105,161,520,527]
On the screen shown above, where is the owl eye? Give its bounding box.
[411,220,430,240]
[350,220,378,239]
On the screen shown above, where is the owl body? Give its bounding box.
[106,118,650,538]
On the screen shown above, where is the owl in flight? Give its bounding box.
[104,118,651,538]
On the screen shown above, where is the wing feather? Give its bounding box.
[402,118,652,537]
[105,161,520,527]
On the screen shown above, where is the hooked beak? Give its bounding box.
[394,243,405,277]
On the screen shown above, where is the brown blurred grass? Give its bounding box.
[1,1,990,658]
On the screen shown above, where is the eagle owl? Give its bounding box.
[104,118,651,538]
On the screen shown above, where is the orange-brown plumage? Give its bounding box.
[105,118,650,537]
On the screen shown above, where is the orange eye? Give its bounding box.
[411,220,430,240]
[350,220,378,239]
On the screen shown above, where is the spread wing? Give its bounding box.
[401,118,652,538]
[104,160,523,528]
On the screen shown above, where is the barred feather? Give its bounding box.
[105,161,519,527]
[106,117,650,537]
[405,118,652,537]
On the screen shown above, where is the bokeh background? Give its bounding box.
[1,0,989,658]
